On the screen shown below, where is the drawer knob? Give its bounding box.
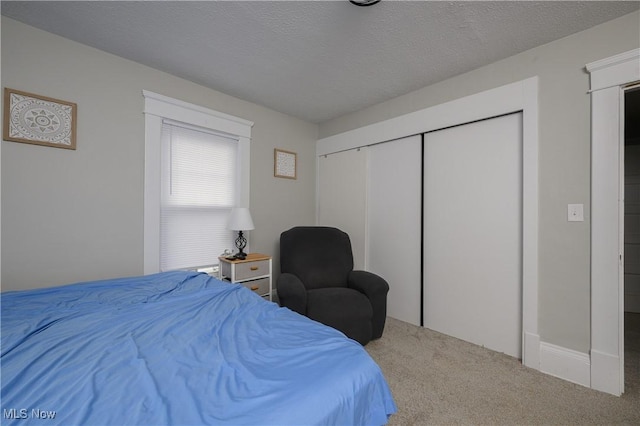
[250,285,259,291]
[250,266,259,271]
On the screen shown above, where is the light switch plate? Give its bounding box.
[568,204,584,222]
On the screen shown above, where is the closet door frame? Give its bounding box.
[317,77,539,370]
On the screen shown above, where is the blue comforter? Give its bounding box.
[1,271,396,425]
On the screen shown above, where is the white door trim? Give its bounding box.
[586,48,640,396]
[316,77,540,370]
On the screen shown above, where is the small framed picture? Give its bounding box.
[3,88,77,150]
[274,148,297,179]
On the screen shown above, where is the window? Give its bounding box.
[160,122,238,270]
[143,91,253,274]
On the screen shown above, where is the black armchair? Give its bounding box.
[277,226,389,345]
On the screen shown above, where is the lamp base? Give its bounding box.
[235,230,248,260]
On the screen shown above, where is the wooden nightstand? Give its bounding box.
[218,253,273,301]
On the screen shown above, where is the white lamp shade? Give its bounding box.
[227,207,255,231]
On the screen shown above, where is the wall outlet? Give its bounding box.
[568,204,584,222]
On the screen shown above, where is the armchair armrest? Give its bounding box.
[348,270,389,298]
[276,273,307,315]
[348,270,390,339]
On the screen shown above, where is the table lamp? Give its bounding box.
[227,207,254,260]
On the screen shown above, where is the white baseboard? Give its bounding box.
[591,349,622,396]
[539,342,591,388]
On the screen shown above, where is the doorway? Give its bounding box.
[624,87,640,392]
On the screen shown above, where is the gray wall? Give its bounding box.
[318,11,640,353]
[1,18,317,291]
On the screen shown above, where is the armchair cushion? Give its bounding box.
[306,288,373,346]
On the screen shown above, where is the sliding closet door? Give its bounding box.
[317,148,367,270]
[423,113,523,358]
[368,136,422,325]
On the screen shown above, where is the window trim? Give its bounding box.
[143,90,253,274]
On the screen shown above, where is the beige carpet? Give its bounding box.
[365,315,640,425]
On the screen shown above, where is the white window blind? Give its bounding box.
[160,121,237,271]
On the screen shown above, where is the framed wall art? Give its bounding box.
[274,148,297,179]
[3,88,77,150]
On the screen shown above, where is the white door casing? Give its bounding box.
[587,48,640,396]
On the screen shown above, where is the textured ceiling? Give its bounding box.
[2,1,639,123]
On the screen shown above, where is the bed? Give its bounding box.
[1,271,396,425]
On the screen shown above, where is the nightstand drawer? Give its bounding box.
[235,260,270,281]
[241,277,270,296]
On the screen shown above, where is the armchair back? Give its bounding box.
[280,227,354,290]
